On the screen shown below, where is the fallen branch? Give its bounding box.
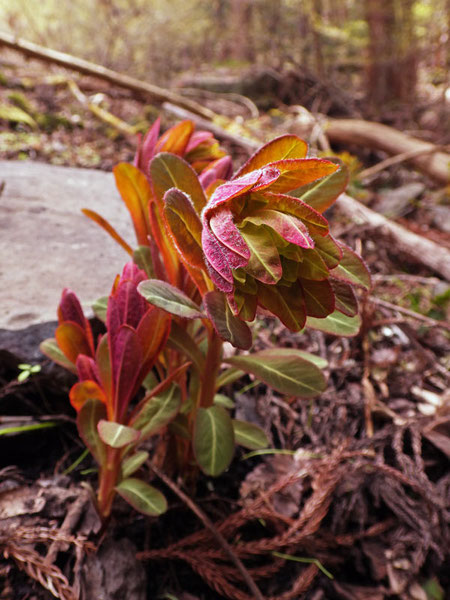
[358,145,450,180]
[0,31,217,121]
[67,80,138,136]
[337,193,450,281]
[326,119,450,185]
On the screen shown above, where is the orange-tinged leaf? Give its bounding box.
[55,322,93,364]
[70,380,107,412]
[155,120,194,156]
[234,135,308,178]
[82,208,133,256]
[291,158,348,213]
[164,188,205,269]
[114,163,152,246]
[264,159,339,194]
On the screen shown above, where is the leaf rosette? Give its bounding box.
[201,135,371,331]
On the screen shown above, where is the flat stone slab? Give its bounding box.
[0,160,134,331]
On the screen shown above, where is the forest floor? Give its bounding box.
[0,53,449,600]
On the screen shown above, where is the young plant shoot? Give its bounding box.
[41,120,370,521]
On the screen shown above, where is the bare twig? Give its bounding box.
[359,145,450,180]
[148,464,265,600]
[370,296,450,330]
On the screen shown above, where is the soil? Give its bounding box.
[0,53,449,600]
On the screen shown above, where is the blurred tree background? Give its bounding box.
[0,0,448,121]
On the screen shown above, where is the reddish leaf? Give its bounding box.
[111,325,142,421]
[300,278,335,318]
[209,210,250,264]
[134,117,160,172]
[202,225,234,291]
[96,334,113,414]
[330,278,359,317]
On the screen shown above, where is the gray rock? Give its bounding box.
[429,205,450,234]
[0,161,134,332]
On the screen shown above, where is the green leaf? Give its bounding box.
[0,103,37,128]
[121,451,149,479]
[331,243,371,290]
[39,338,77,373]
[115,478,167,516]
[92,296,108,322]
[216,367,245,389]
[292,158,348,213]
[163,188,205,269]
[168,413,191,439]
[193,406,235,476]
[133,246,155,278]
[330,278,358,317]
[132,384,181,438]
[150,152,207,213]
[240,223,282,284]
[225,349,326,397]
[97,420,141,449]
[138,279,205,319]
[232,420,269,450]
[77,398,107,465]
[306,310,361,336]
[204,291,252,350]
[268,348,328,369]
[213,394,235,409]
[167,322,205,370]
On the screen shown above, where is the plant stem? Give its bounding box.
[97,446,121,520]
[199,328,223,408]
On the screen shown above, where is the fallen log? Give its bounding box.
[326,119,450,186]
[0,31,217,121]
[337,193,450,281]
